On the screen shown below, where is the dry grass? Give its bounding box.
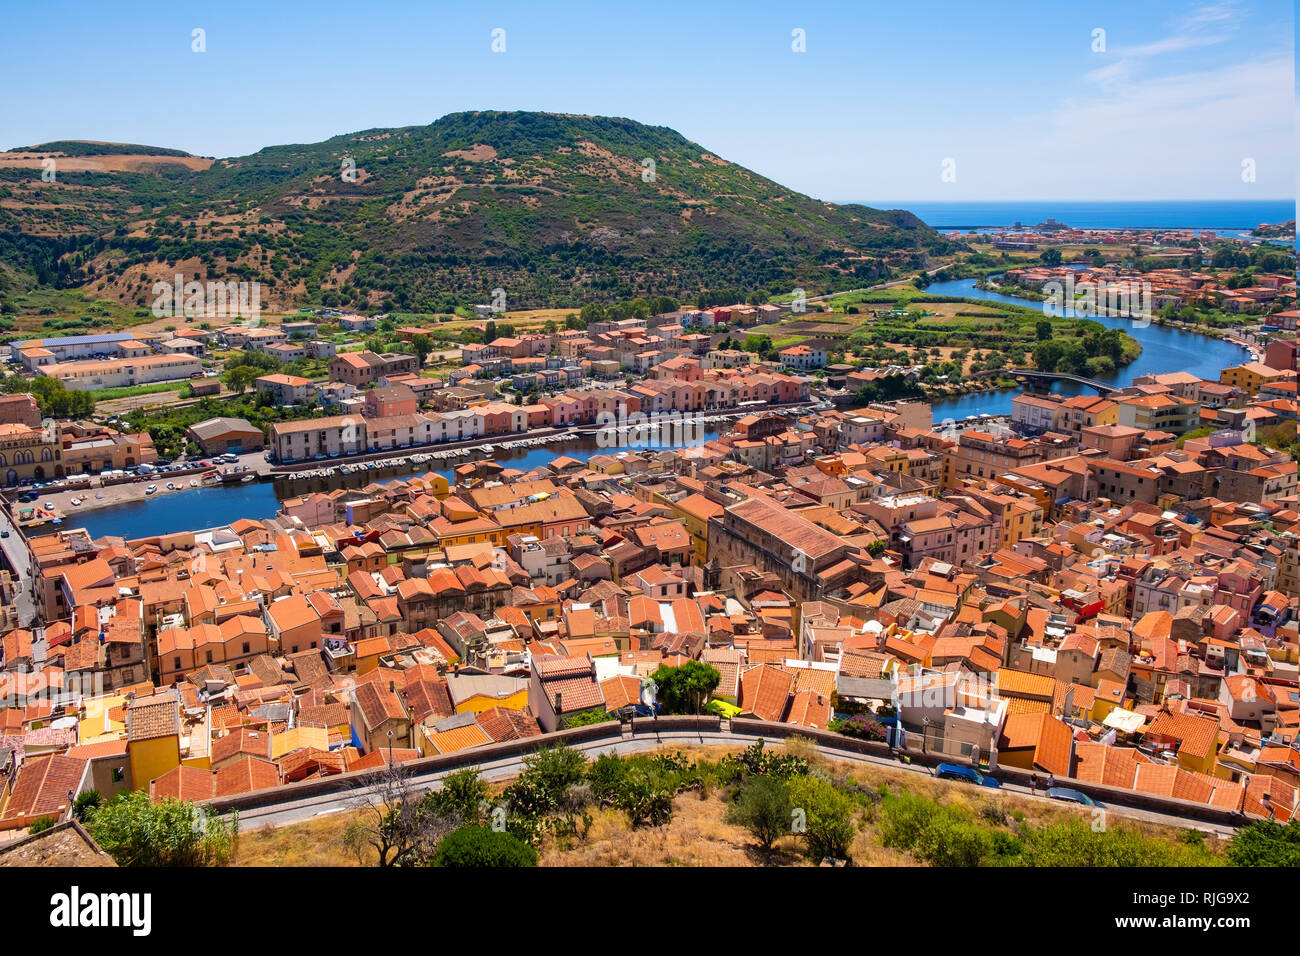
[234,810,365,867]
[229,741,1222,868]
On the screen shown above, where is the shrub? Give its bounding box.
[830,715,888,742]
[726,776,793,852]
[28,816,56,834]
[587,753,630,807]
[504,746,588,818]
[614,767,676,828]
[561,708,613,728]
[1226,819,1300,867]
[72,790,101,822]
[88,791,237,866]
[422,769,489,825]
[431,826,538,867]
[723,739,809,780]
[1017,819,1220,867]
[787,776,856,862]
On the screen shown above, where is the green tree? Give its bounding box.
[1035,320,1053,340]
[431,825,538,867]
[410,333,433,368]
[1227,819,1300,867]
[1039,248,1063,266]
[88,791,237,866]
[223,364,258,395]
[649,660,721,714]
[727,776,793,852]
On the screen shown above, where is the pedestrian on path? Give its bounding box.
[1029,773,1038,794]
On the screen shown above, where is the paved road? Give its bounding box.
[231,729,1240,841]
[0,503,36,626]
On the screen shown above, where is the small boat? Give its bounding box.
[70,497,82,506]
[145,485,158,495]
[166,482,177,491]
[241,474,255,483]
[189,479,199,488]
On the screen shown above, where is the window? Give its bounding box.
[112,767,125,783]
[242,642,250,655]
[174,657,181,670]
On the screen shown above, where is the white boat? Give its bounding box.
[70,497,82,506]
[166,482,177,491]
[189,479,199,488]
[481,444,495,455]
[145,485,157,495]
[241,474,255,483]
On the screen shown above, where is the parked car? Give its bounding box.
[935,763,1001,788]
[1048,787,1101,807]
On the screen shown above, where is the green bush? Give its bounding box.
[787,776,856,862]
[422,769,489,825]
[28,816,57,834]
[722,739,809,780]
[87,791,237,866]
[1225,819,1300,867]
[560,708,613,729]
[587,753,630,807]
[431,826,538,867]
[72,790,101,822]
[726,776,793,851]
[1017,819,1220,868]
[614,767,676,828]
[503,746,588,819]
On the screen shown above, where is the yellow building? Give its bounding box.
[659,492,723,565]
[1220,361,1291,397]
[1143,709,1221,776]
[447,673,530,714]
[125,692,182,791]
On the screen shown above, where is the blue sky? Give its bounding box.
[2,0,1293,201]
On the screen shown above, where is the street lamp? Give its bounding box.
[387,729,393,768]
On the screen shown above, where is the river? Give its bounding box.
[71,281,1248,537]
[70,423,726,540]
[924,278,1251,421]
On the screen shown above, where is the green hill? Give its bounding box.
[0,112,959,311]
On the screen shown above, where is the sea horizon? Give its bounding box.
[842,198,1296,232]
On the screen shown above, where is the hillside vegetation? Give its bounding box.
[0,111,958,313]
